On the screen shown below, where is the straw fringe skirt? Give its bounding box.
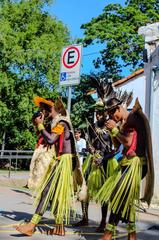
[95,156,142,221]
[34,153,75,224]
[82,154,119,200]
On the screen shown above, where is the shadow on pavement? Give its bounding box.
[11,188,32,197]
[0,210,32,222]
[137,229,159,240]
[10,233,32,238]
[148,224,159,230]
[66,217,103,240]
[1,209,159,239]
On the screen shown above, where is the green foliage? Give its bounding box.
[0,0,70,149]
[71,75,95,129]
[79,0,159,80]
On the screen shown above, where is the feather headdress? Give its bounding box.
[89,74,133,110]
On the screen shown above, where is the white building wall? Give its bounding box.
[152,71,159,202]
[147,48,159,202]
[114,74,146,112]
[139,22,159,203]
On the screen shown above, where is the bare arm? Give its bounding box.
[40,129,59,145]
[114,131,133,148]
[106,120,133,148]
[34,113,60,145]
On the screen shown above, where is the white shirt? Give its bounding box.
[76,138,86,153]
[76,138,86,167]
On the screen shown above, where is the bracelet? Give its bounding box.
[37,123,45,131]
[111,127,119,137]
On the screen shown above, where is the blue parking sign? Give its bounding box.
[60,72,66,81]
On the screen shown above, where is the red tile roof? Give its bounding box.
[113,68,144,87]
[86,89,96,95]
[86,68,144,95]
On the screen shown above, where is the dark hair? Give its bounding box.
[74,128,81,134]
[95,110,104,115]
[32,111,42,123]
[39,102,52,112]
[105,98,122,112]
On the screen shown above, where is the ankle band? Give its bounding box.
[127,222,136,233]
[31,214,41,225]
[106,223,116,232]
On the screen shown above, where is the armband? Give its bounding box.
[111,127,119,137]
[37,123,45,131]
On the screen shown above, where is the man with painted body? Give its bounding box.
[97,98,154,240]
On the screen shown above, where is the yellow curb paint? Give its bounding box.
[0,229,126,237]
[0,230,40,234]
[0,224,102,228]
[0,228,141,239]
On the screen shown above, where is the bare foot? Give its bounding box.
[73,219,89,227]
[96,220,106,233]
[99,230,112,240]
[128,232,137,240]
[44,224,65,236]
[15,222,35,236]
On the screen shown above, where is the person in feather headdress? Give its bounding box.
[74,105,119,232]
[74,77,123,232]
[87,105,121,232]
[96,97,154,240]
[15,96,80,236]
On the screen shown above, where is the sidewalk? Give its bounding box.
[0,185,159,239]
[0,171,29,187]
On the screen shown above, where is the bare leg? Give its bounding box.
[15,166,57,236]
[99,230,112,240]
[15,222,36,236]
[44,223,65,236]
[73,201,89,226]
[128,232,137,240]
[53,224,65,236]
[99,211,118,240]
[96,203,108,232]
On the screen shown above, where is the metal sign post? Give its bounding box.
[59,44,82,114]
[67,86,72,114]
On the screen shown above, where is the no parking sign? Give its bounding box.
[59,45,82,86]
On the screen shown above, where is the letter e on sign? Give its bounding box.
[63,47,80,68]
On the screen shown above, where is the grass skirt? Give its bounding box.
[34,153,75,224]
[82,154,105,199]
[82,153,93,178]
[87,163,105,199]
[82,155,118,200]
[106,156,119,178]
[95,156,142,221]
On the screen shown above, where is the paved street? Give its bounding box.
[0,172,159,239]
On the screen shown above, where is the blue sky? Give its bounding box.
[50,0,123,38]
[47,0,128,76]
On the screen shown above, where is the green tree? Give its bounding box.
[70,71,114,129]
[0,0,71,149]
[79,0,159,80]
[71,74,95,129]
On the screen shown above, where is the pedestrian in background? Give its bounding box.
[74,128,86,167]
